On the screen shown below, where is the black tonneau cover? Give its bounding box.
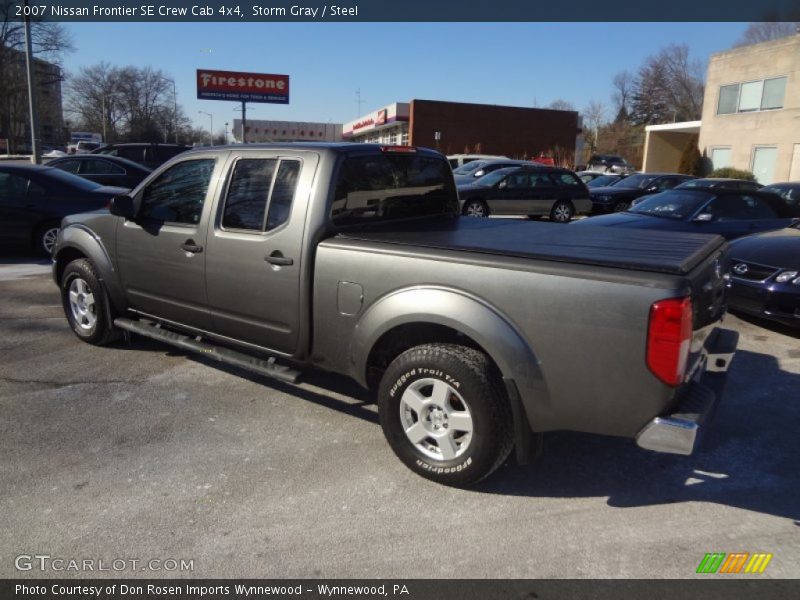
[336,217,725,276]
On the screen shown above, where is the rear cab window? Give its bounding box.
[331,152,457,227]
[220,158,301,233]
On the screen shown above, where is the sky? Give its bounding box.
[61,22,749,135]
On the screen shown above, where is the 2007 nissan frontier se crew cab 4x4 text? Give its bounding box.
[53,143,738,487]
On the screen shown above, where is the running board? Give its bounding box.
[113,318,301,384]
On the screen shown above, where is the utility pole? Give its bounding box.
[23,1,41,164]
[356,89,363,117]
[241,102,247,144]
[199,111,213,145]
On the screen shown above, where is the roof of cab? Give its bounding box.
[182,142,443,157]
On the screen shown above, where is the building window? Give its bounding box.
[710,147,732,170]
[716,76,787,115]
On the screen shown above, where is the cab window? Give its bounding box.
[140,159,215,224]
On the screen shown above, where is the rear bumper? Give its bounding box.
[636,327,738,455]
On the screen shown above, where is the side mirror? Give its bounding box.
[646,185,659,193]
[473,170,485,177]
[693,213,714,222]
[497,180,507,190]
[109,195,136,219]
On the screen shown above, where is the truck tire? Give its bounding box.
[60,258,120,345]
[378,343,513,487]
[462,199,489,217]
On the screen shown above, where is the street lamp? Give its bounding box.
[199,110,213,146]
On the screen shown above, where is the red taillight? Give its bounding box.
[380,145,416,153]
[647,297,693,387]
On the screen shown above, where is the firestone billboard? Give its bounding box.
[197,69,289,104]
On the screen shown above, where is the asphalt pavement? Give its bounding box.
[1,257,798,579]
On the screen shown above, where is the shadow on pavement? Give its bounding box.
[730,309,800,340]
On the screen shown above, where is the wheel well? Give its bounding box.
[365,323,500,389]
[55,247,87,283]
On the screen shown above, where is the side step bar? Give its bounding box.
[114,318,301,384]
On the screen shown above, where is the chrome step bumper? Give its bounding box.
[636,328,738,456]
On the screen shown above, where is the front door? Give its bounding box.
[204,151,316,355]
[115,156,221,330]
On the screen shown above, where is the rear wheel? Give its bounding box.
[463,199,489,217]
[550,200,575,223]
[34,222,60,256]
[60,258,120,345]
[378,343,513,487]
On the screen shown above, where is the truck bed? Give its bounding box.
[335,217,726,276]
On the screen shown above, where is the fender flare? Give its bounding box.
[55,224,126,314]
[351,286,550,431]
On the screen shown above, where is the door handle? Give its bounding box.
[181,240,203,253]
[265,252,293,266]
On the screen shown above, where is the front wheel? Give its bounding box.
[378,344,513,487]
[550,200,575,223]
[462,200,489,217]
[60,258,120,345]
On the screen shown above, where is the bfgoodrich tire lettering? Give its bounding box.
[60,258,120,345]
[378,343,513,487]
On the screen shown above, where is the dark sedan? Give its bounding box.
[46,155,152,189]
[675,178,763,192]
[453,159,534,185]
[589,173,696,213]
[573,189,800,240]
[726,223,800,327]
[0,164,128,255]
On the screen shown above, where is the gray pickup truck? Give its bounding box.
[53,143,738,487]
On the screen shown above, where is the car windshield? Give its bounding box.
[628,190,712,220]
[474,169,514,187]
[762,185,798,204]
[587,175,619,188]
[613,173,657,189]
[41,167,103,191]
[453,160,488,175]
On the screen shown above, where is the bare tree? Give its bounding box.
[582,100,607,153]
[548,99,576,111]
[630,44,704,125]
[611,71,633,122]
[65,63,179,143]
[735,22,800,47]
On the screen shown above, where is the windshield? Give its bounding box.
[762,185,798,205]
[331,153,457,227]
[453,160,488,175]
[628,190,712,220]
[613,173,656,189]
[42,167,103,192]
[587,175,620,188]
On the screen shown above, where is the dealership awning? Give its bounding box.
[642,121,702,173]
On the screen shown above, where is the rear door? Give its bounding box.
[204,151,317,355]
[115,154,222,330]
[490,172,532,215]
[527,172,559,215]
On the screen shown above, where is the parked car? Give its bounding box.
[67,141,105,154]
[0,164,128,255]
[458,166,591,221]
[52,142,736,487]
[447,153,506,169]
[577,172,628,188]
[760,182,800,208]
[47,155,152,189]
[453,159,537,185]
[675,178,763,192]
[573,188,800,240]
[586,154,635,174]
[91,143,190,169]
[726,223,800,327]
[41,145,68,158]
[590,173,696,213]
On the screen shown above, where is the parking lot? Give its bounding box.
[0,255,798,579]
